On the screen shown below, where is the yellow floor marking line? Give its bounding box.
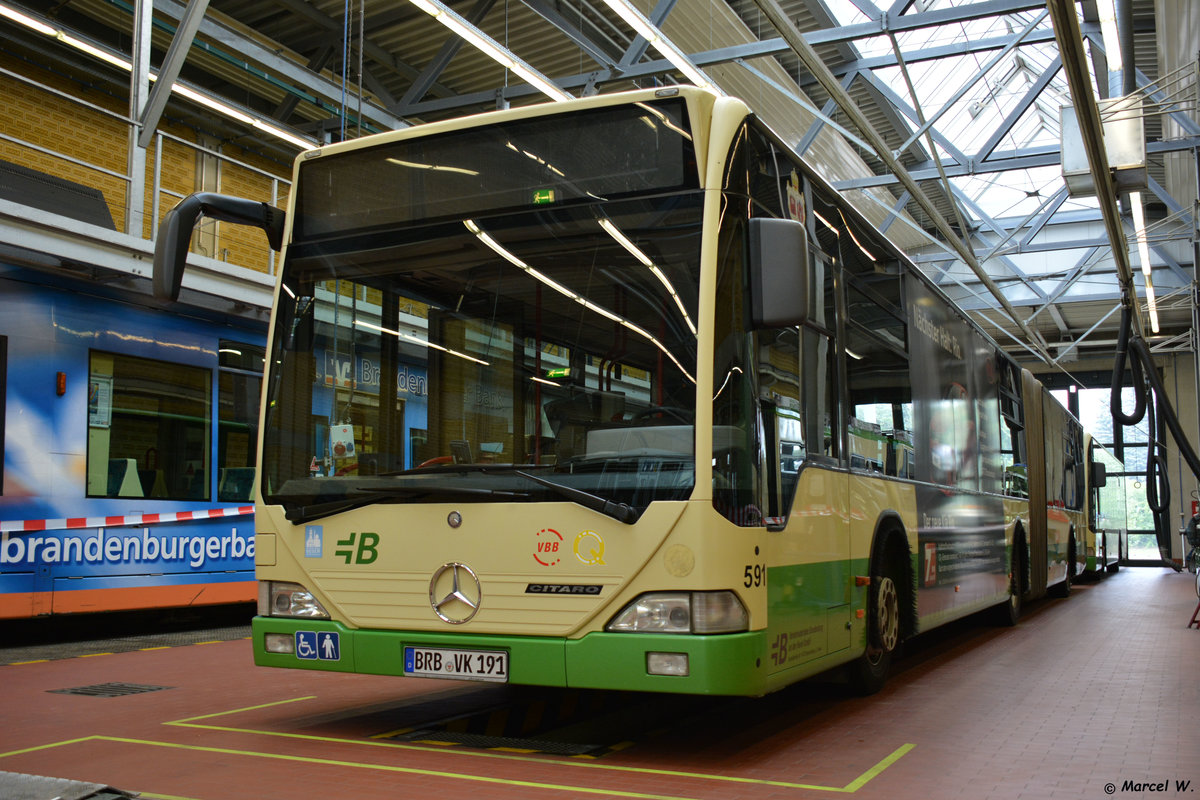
[0,736,100,759]
[841,743,915,792]
[166,696,318,724]
[162,697,914,793]
[2,735,703,800]
[369,727,416,739]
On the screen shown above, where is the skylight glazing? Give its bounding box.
[822,0,1100,222]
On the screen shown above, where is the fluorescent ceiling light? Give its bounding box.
[464,219,696,382]
[511,63,572,103]
[56,31,132,69]
[386,157,479,176]
[0,2,53,34]
[1095,0,1123,73]
[1129,191,1159,333]
[633,102,693,140]
[174,84,255,125]
[355,319,490,366]
[839,210,876,263]
[405,0,572,102]
[252,119,316,150]
[598,218,696,335]
[598,0,715,92]
[0,1,314,149]
[814,210,839,236]
[599,218,653,267]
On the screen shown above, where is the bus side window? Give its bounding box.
[757,326,803,522]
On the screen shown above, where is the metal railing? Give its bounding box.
[0,63,292,278]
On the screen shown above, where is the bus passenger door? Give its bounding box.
[762,320,850,676]
[765,465,850,675]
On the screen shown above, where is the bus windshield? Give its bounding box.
[262,100,702,523]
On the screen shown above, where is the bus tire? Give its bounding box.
[849,538,905,695]
[993,535,1023,627]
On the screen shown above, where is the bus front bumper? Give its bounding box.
[252,616,768,696]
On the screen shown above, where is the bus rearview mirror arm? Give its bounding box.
[153,192,287,302]
[748,217,809,329]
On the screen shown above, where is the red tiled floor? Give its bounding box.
[1,567,1196,799]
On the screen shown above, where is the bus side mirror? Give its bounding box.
[153,192,286,301]
[1090,461,1107,488]
[748,217,809,329]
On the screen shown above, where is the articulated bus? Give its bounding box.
[155,87,1105,695]
[1085,439,1125,575]
[0,267,265,618]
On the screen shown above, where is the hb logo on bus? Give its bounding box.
[336,532,379,564]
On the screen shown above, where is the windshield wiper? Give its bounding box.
[284,484,529,524]
[498,468,638,524]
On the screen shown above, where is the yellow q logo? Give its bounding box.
[574,530,605,566]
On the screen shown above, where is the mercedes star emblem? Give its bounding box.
[429,562,482,624]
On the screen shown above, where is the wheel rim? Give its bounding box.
[876,576,899,653]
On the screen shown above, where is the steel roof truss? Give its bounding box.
[398,0,498,109]
[151,0,405,129]
[518,0,623,69]
[827,29,1058,78]
[892,10,1049,161]
[263,0,455,101]
[854,71,967,165]
[972,55,1063,163]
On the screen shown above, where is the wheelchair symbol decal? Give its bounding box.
[295,631,339,661]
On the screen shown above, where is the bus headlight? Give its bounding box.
[606,591,748,634]
[258,580,330,619]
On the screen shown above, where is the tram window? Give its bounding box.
[87,352,211,500]
[218,340,264,501]
[0,336,6,495]
[218,377,260,500]
[219,340,265,371]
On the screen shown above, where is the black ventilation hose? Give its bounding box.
[1110,305,1146,426]
[1110,303,1200,570]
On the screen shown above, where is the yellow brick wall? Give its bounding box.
[0,52,292,276]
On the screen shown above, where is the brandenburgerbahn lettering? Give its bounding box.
[525,583,603,594]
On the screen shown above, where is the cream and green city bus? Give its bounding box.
[1085,439,1125,574]
[155,86,1089,696]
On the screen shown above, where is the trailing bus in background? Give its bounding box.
[1085,440,1125,575]
[1018,371,1089,603]
[0,268,265,618]
[156,87,1106,695]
